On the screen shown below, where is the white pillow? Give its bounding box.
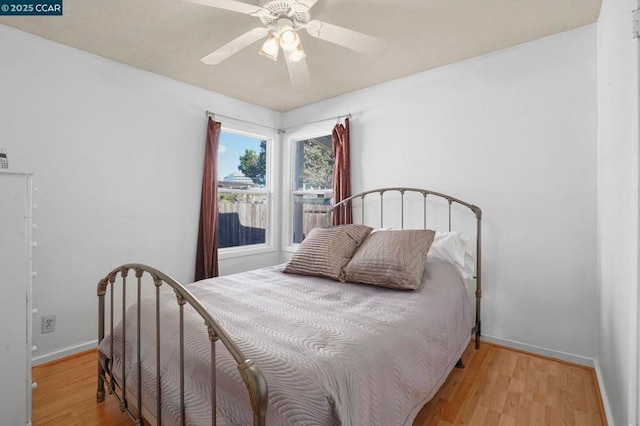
[428,231,475,279]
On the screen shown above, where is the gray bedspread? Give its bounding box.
[99,257,473,425]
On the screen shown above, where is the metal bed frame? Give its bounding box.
[95,186,482,426]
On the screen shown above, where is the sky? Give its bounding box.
[218,131,264,180]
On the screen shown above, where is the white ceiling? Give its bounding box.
[0,0,602,112]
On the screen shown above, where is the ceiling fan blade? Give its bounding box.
[284,54,311,91]
[305,20,386,56]
[201,27,269,65]
[294,0,318,10]
[184,0,268,17]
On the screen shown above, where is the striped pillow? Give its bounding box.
[343,229,436,290]
[284,224,373,281]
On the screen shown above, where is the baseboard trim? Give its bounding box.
[32,340,98,366]
[593,358,614,426]
[481,334,595,367]
[36,336,595,367]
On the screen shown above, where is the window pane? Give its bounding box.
[292,197,332,243]
[219,132,267,189]
[293,136,333,191]
[218,131,268,249]
[218,191,267,248]
[292,136,334,243]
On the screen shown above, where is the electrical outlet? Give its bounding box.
[41,315,56,334]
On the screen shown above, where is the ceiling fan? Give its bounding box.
[185,0,385,90]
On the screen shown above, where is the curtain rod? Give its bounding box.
[205,110,351,134]
[205,110,282,133]
[282,113,351,133]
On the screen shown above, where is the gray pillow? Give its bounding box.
[343,229,436,290]
[284,224,373,281]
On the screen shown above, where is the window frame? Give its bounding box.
[281,123,334,253]
[217,122,277,260]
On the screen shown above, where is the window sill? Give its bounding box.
[218,244,277,260]
[281,244,300,254]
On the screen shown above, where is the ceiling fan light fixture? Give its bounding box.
[279,28,299,50]
[259,32,280,61]
[287,42,306,63]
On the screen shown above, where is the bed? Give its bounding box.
[96,187,482,426]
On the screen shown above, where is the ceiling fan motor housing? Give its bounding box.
[258,0,310,27]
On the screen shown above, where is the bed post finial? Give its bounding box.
[97,278,109,296]
[471,205,482,220]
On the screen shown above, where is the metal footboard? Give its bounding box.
[96,264,268,426]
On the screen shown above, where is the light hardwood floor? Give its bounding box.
[32,342,606,425]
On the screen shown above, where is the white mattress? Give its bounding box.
[99,257,473,425]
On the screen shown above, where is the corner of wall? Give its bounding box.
[593,358,616,426]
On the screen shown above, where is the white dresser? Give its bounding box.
[0,171,35,425]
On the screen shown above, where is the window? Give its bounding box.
[217,128,273,255]
[288,132,334,244]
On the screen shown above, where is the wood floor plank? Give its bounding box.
[32,342,607,425]
[414,342,606,426]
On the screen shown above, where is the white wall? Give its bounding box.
[0,24,280,361]
[284,26,599,363]
[0,18,612,414]
[597,0,639,424]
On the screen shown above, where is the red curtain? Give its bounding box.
[332,118,352,225]
[195,117,221,281]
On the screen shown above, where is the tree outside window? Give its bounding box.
[217,132,269,249]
